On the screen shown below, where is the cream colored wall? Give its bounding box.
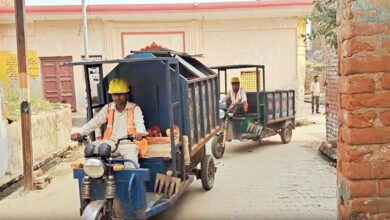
[0,16,306,117]
[202,18,298,91]
[297,19,307,119]
[0,19,105,112]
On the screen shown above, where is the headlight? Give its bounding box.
[83,158,105,178]
[219,110,225,119]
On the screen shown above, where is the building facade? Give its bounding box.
[0,1,313,117]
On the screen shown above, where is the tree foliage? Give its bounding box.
[308,0,338,49]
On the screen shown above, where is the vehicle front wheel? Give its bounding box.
[211,135,225,159]
[95,211,104,220]
[201,155,215,190]
[280,124,293,144]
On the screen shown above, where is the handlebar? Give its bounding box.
[112,134,147,153]
[77,135,90,145]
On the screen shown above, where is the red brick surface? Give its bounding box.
[338,76,375,94]
[349,180,377,198]
[338,0,390,218]
[338,143,380,163]
[381,73,390,90]
[345,39,375,57]
[340,93,390,111]
[379,180,390,197]
[338,109,376,128]
[349,198,390,214]
[340,126,390,145]
[380,110,390,126]
[341,56,390,76]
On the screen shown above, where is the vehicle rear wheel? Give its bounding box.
[211,135,225,159]
[201,155,215,190]
[280,124,293,144]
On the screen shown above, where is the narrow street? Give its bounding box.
[0,113,336,220]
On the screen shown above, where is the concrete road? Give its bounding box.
[0,114,336,220]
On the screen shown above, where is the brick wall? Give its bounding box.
[325,54,339,142]
[307,7,339,142]
[337,0,390,219]
[306,46,339,142]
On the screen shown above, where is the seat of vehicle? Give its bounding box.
[143,137,175,159]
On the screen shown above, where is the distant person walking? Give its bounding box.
[310,75,321,114]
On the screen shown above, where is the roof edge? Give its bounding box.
[0,1,314,16]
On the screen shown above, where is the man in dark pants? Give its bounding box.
[310,75,321,114]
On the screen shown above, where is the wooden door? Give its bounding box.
[40,56,76,111]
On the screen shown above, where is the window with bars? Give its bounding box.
[240,71,258,92]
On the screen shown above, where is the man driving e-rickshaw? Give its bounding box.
[219,77,248,116]
[70,78,148,168]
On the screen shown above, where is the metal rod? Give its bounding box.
[165,62,177,177]
[224,70,227,95]
[262,67,266,92]
[83,65,95,141]
[84,66,93,120]
[14,0,33,191]
[175,63,186,181]
[97,64,107,104]
[82,0,89,60]
[191,84,198,143]
[256,67,259,92]
[198,82,205,138]
[263,67,267,128]
[215,77,220,125]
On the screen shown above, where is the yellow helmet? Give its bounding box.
[231,77,240,84]
[108,78,130,94]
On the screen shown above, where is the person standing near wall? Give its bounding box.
[310,75,321,114]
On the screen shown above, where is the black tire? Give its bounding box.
[280,124,293,144]
[211,135,225,159]
[201,155,215,190]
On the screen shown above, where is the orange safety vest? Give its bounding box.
[229,88,249,112]
[103,102,148,157]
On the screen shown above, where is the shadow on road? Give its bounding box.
[228,140,281,154]
[149,186,206,220]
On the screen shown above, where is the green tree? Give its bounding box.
[308,0,338,49]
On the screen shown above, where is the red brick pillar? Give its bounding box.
[337,0,390,219]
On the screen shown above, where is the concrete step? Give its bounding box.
[318,141,337,161]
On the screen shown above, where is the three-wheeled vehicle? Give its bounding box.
[68,51,220,219]
[210,65,295,159]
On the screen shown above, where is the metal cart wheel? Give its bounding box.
[280,124,293,144]
[201,155,215,190]
[211,135,225,159]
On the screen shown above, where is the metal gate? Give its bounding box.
[40,56,76,111]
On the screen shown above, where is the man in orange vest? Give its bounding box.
[71,78,148,168]
[220,77,248,116]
